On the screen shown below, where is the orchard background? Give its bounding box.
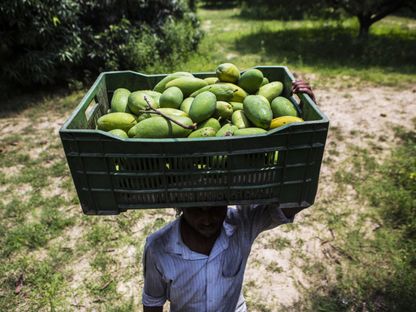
[1,1,415,311]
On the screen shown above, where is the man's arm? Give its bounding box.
[143,306,163,312]
[142,239,167,309]
[235,203,294,242]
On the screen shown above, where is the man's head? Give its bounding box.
[181,205,227,238]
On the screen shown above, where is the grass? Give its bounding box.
[156,7,416,88]
[306,123,416,311]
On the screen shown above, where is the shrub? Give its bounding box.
[0,0,202,92]
[0,0,82,86]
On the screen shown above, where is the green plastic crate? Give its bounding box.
[59,66,329,215]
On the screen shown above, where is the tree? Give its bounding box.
[329,0,412,38]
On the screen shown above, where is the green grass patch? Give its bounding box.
[310,123,416,311]
[269,236,291,250]
[170,8,416,87]
[0,246,74,310]
[0,203,74,257]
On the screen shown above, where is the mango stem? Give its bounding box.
[143,96,197,130]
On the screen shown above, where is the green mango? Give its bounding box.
[137,113,152,122]
[216,123,238,137]
[230,102,243,111]
[165,77,208,97]
[128,91,158,115]
[216,63,240,83]
[214,101,233,119]
[97,112,137,132]
[190,83,235,101]
[243,95,273,129]
[234,127,267,136]
[238,68,264,94]
[204,77,219,85]
[231,110,251,129]
[159,87,183,109]
[271,97,298,118]
[138,108,188,122]
[256,81,284,102]
[142,90,162,105]
[180,97,194,115]
[197,118,221,131]
[222,83,248,102]
[153,72,193,93]
[111,88,131,113]
[128,116,193,138]
[260,77,269,87]
[108,129,128,139]
[189,91,217,123]
[188,127,217,138]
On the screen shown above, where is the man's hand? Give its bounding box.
[292,79,316,103]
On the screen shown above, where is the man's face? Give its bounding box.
[181,206,227,238]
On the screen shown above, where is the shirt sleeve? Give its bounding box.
[237,203,294,242]
[142,238,167,307]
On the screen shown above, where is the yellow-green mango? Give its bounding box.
[111,88,131,113]
[260,77,269,87]
[216,123,238,137]
[256,81,284,102]
[243,95,273,129]
[137,113,152,122]
[138,108,188,122]
[180,97,194,115]
[128,116,193,138]
[222,83,248,102]
[189,91,217,123]
[97,112,137,132]
[238,68,264,94]
[165,77,208,97]
[190,83,235,101]
[230,102,243,111]
[204,77,219,84]
[231,110,251,129]
[128,91,158,115]
[197,118,221,131]
[234,128,267,136]
[216,63,240,83]
[153,72,193,93]
[271,97,298,118]
[214,101,233,119]
[142,90,162,105]
[188,127,217,138]
[108,129,128,139]
[159,87,183,109]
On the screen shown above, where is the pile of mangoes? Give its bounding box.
[96,63,304,139]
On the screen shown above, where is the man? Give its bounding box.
[142,81,315,312]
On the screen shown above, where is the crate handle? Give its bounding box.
[84,98,100,123]
[292,91,315,115]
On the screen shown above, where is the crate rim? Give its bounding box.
[59,66,329,142]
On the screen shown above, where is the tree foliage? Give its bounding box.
[240,0,334,20]
[0,0,201,91]
[329,0,413,37]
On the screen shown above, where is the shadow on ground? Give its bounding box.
[235,26,416,73]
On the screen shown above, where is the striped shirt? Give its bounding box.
[142,204,293,312]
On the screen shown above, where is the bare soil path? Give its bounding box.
[0,84,415,311]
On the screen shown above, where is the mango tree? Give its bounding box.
[328,0,413,38]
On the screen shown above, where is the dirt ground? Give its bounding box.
[243,84,416,309]
[1,83,415,311]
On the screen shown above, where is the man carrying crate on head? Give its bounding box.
[142,81,315,312]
